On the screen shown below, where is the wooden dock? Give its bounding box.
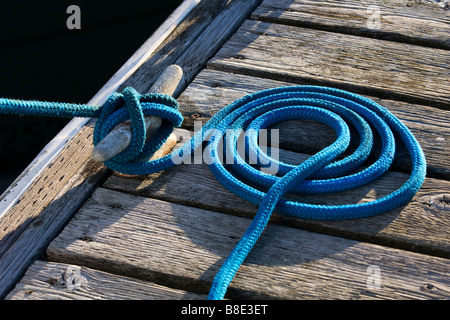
[1,0,449,300]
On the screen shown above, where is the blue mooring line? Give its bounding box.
[0,85,426,300]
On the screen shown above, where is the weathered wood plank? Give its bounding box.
[0,126,105,260]
[0,125,109,299]
[178,69,450,180]
[46,188,450,299]
[208,20,450,108]
[172,0,263,96]
[116,0,230,95]
[120,0,263,97]
[6,260,204,300]
[104,140,450,259]
[252,0,450,49]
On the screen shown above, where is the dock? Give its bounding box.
[1,0,449,300]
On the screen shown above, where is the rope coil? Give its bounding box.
[0,85,426,300]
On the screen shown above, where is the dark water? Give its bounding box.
[0,0,182,194]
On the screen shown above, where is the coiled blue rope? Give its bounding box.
[0,85,426,300]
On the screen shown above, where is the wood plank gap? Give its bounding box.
[102,131,450,259]
[252,0,450,50]
[208,20,450,110]
[119,0,264,98]
[209,60,450,112]
[251,16,450,50]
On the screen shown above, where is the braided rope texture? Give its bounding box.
[0,85,426,300]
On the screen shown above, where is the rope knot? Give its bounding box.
[93,87,183,173]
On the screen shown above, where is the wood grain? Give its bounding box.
[6,260,204,300]
[46,188,450,299]
[208,20,450,109]
[252,0,450,49]
[0,125,101,257]
[104,138,450,259]
[0,124,109,299]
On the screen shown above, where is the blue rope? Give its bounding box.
[0,85,426,300]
